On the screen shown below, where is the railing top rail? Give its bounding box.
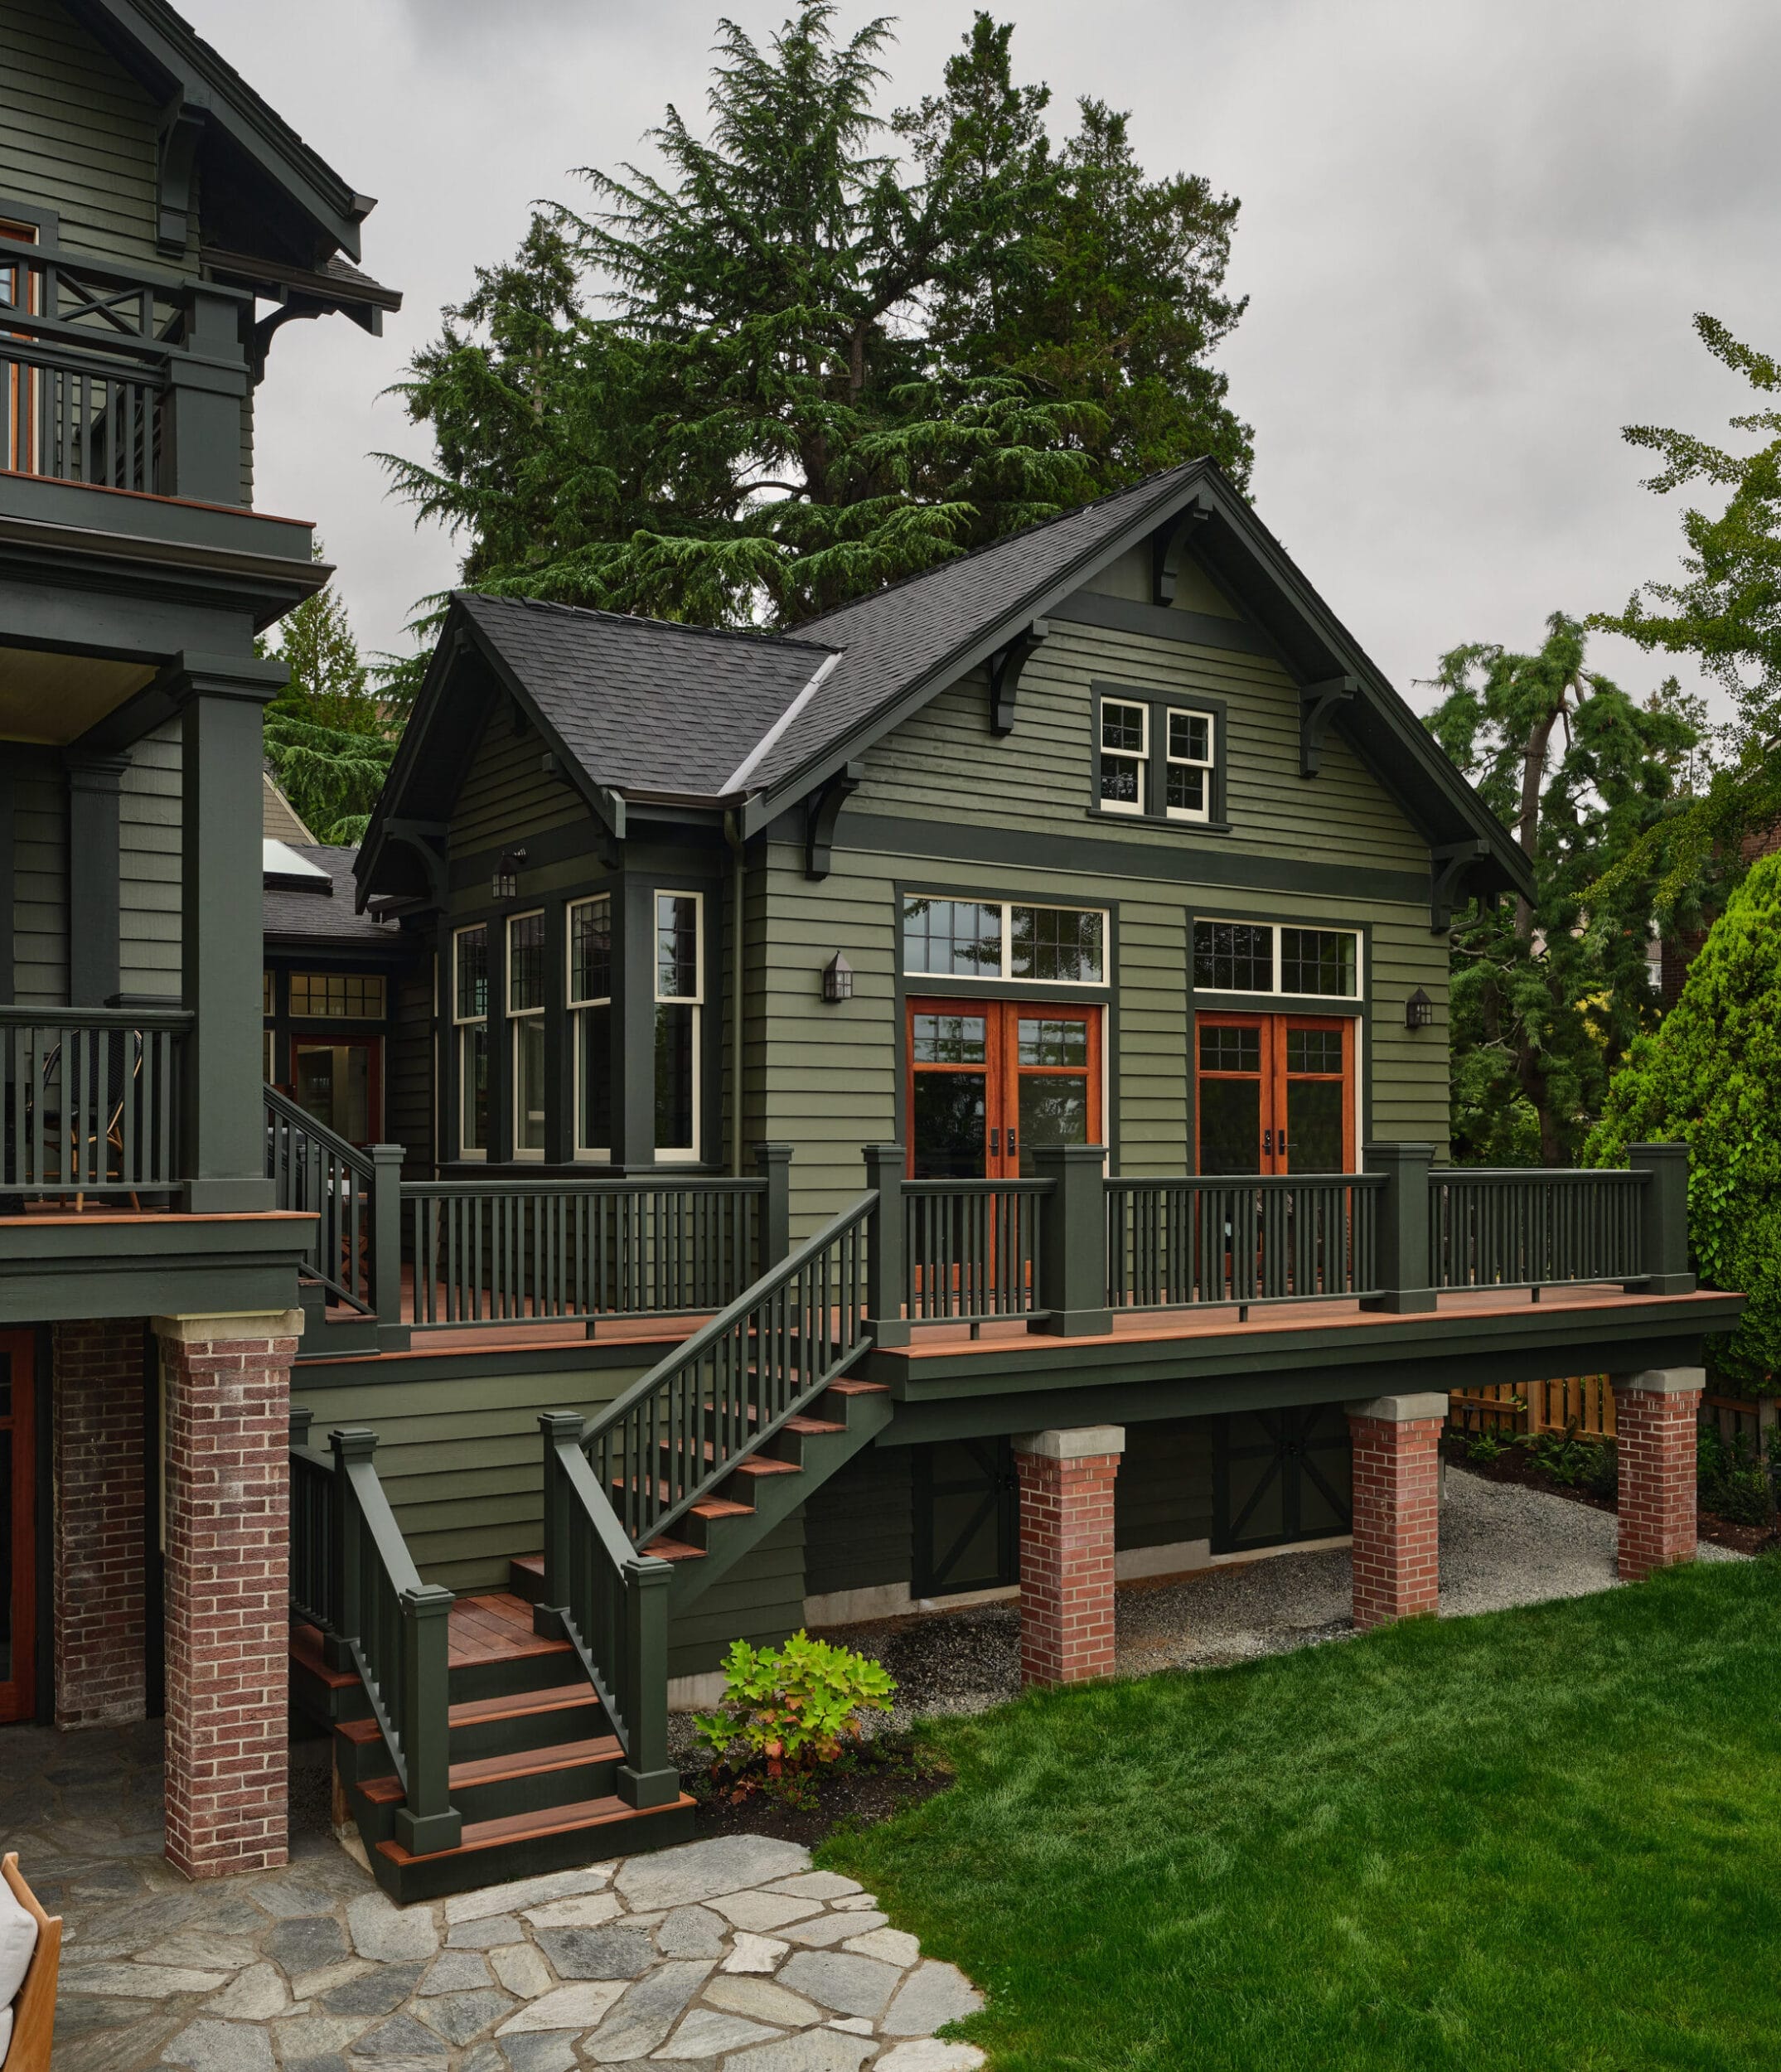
[903,1177,1054,1196]
[403,1176,767,1201]
[552,1428,651,1576]
[339,1451,425,1599]
[6,235,251,300]
[0,319,172,371]
[265,1083,377,1184]
[582,1189,878,1450]
[0,1005,193,1032]
[1106,1171,1387,1190]
[1432,1167,1647,1185]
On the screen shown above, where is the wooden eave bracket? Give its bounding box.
[377,818,448,910]
[157,101,204,255]
[1299,675,1359,777]
[986,621,1049,737]
[805,761,864,880]
[1149,504,1212,606]
[1430,839,1489,934]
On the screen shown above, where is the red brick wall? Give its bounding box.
[52,1319,147,1727]
[1614,1379,1701,1581]
[157,1315,297,1880]
[1348,1410,1443,1630]
[1014,1444,1120,1687]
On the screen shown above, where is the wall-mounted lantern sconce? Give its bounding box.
[821,951,854,1003]
[492,847,529,902]
[1405,986,1434,1029]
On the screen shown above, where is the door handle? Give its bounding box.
[1263,1129,1273,1155]
[1007,1129,1017,1156]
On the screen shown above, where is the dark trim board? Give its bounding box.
[0,1216,310,1326]
[292,1335,683,1387]
[1049,590,1281,660]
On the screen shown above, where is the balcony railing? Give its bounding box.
[2,1008,189,1202]
[1428,1168,1647,1292]
[1107,1174,1384,1313]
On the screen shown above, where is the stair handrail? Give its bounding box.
[265,1087,375,1313]
[327,1427,462,1857]
[580,1189,878,1549]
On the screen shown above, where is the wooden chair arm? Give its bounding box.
[1,1853,60,2072]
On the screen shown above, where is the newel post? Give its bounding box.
[395,1585,462,1855]
[617,1556,680,1811]
[1028,1144,1113,1338]
[327,1426,377,1672]
[288,1406,313,1450]
[1629,1142,1694,1294]
[368,1143,411,1351]
[1360,1142,1436,1314]
[535,1412,583,1641]
[754,1142,792,1271]
[862,1143,910,1348]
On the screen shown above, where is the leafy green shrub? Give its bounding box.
[1697,1424,1774,1526]
[1588,853,1781,1387]
[694,1630,896,1801]
[1467,1430,1507,1464]
[1525,1426,1618,1500]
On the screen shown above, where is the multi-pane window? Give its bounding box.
[508,912,546,1157]
[655,893,701,1158]
[903,897,1105,986]
[569,895,612,1157]
[288,972,386,1019]
[263,971,274,1015]
[1194,919,1358,999]
[1098,700,1148,814]
[1165,709,1214,821]
[453,925,490,1156]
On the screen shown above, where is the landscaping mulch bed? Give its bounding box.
[683,1732,955,1849]
[1444,1436,1778,1555]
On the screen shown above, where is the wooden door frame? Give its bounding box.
[289,1032,385,1145]
[906,997,1104,1179]
[0,1326,37,1723]
[1194,1011,1357,1174]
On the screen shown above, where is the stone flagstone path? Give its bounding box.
[2,1721,984,2072]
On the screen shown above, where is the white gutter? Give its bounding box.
[720,649,842,796]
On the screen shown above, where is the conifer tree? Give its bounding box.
[261,550,395,845]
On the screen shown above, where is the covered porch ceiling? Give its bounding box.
[0,648,160,744]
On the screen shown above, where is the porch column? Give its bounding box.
[153,1308,302,1879]
[52,1319,147,1726]
[1346,1392,1445,1630]
[1013,1426,1124,1687]
[1611,1368,1702,1581]
[64,752,128,1007]
[172,656,285,1211]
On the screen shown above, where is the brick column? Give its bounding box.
[153,1310,302,1880]
[1346,1392,1446,1631]
[1012,1426,1124,1688]
[52,1319,148,1726]
[1612,1367,1702,1581]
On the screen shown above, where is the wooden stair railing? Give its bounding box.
[534,1191,878,1813]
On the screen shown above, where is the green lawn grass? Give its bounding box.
[824,1560,1781,2071]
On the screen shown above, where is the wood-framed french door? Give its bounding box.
[0,1329,37,1724]
[1195,1013,1355,1174]
[907,998,1104,1179]
[290,1035,384,1148]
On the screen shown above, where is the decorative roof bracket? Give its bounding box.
[1149,505,1212,605]
[157,101,205,256]
[378,818,449,910]
[1299,675,1359,777]
[805,760,864,881]
[986,622,1049,737]
[1430,839,1488,934]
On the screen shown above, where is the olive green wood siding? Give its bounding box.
[1114,1418,1215,1551]
[802,1443,913,1598]
[390,961,436,1176]
[292,1358,653,1595]
[12,747,65,1005]
[119,718,181,996]
[1088,542,1242,617]
[450,702,588,864]
[668,1517,805,1682]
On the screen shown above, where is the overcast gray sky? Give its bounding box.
[188,0,1781,719]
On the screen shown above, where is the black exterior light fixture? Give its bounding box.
[1405,986,1435,1029]
[492,847,529,902]
[821,951,854,1002]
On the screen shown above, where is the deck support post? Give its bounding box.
[1628,1144,1695,1294]
[1611,1368,1702,1580]
[1028,1144,1112,1338]
[862,1143,910,1348]
[1359,1142,1435,1312]
[1345,1392,1445,1630]
[617,1556,680,1809]
[1012,1426,1125,1687]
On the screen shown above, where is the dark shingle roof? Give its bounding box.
[456,593,839,797]
[264,846,403,946]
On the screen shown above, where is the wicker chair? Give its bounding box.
[1,1853,60,2071]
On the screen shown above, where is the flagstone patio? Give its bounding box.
[1,1719,985,2071]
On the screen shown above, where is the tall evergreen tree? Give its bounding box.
[383,7,1250,630]
[261,551,395,845]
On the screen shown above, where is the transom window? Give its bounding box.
[569,895,612,1159]
[453,925,490,1158]
[507,912,545,1158]
[903,896,1106,986]
[1193,919,1358,1000]
[288,972,386,1020]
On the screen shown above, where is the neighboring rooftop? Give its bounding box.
[264,844,399,946]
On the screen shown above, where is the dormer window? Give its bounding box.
[1091,684,1225,829]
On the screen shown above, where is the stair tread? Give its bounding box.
[691,1496,754,1519]
[641,1536,706,1562]
[449,1684,603,1729]
[376,1792,695,1866]
[825,1378,890,1395]
[289,1622,359,1692]
[358,1735,625,1806]
[729,1454,801,1477]
[699,1405,848,1436]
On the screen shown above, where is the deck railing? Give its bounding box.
[903,1179,1050,1325]
[288,1410,338,1640]
[2,1008,187,1199]
[1428,1167,1648,1293]
[1106,1174,1385,1314]
[266,1087,380,1314]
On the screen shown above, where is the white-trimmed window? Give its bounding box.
[655,892,701,1159]
[903,896,1106,986]
[1098,700,1148,815]
[508,910,546,1158]
[1193,919,1359,1000]
[569,894,612,1159]
[453,924,490,1157]
[1165,709,1214,822]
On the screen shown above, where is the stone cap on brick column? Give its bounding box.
[1013,1425,1126,1460]
[1609,1366,1706,1397]
[151,1309,305,1344]
[1344,1392,1449,1424]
